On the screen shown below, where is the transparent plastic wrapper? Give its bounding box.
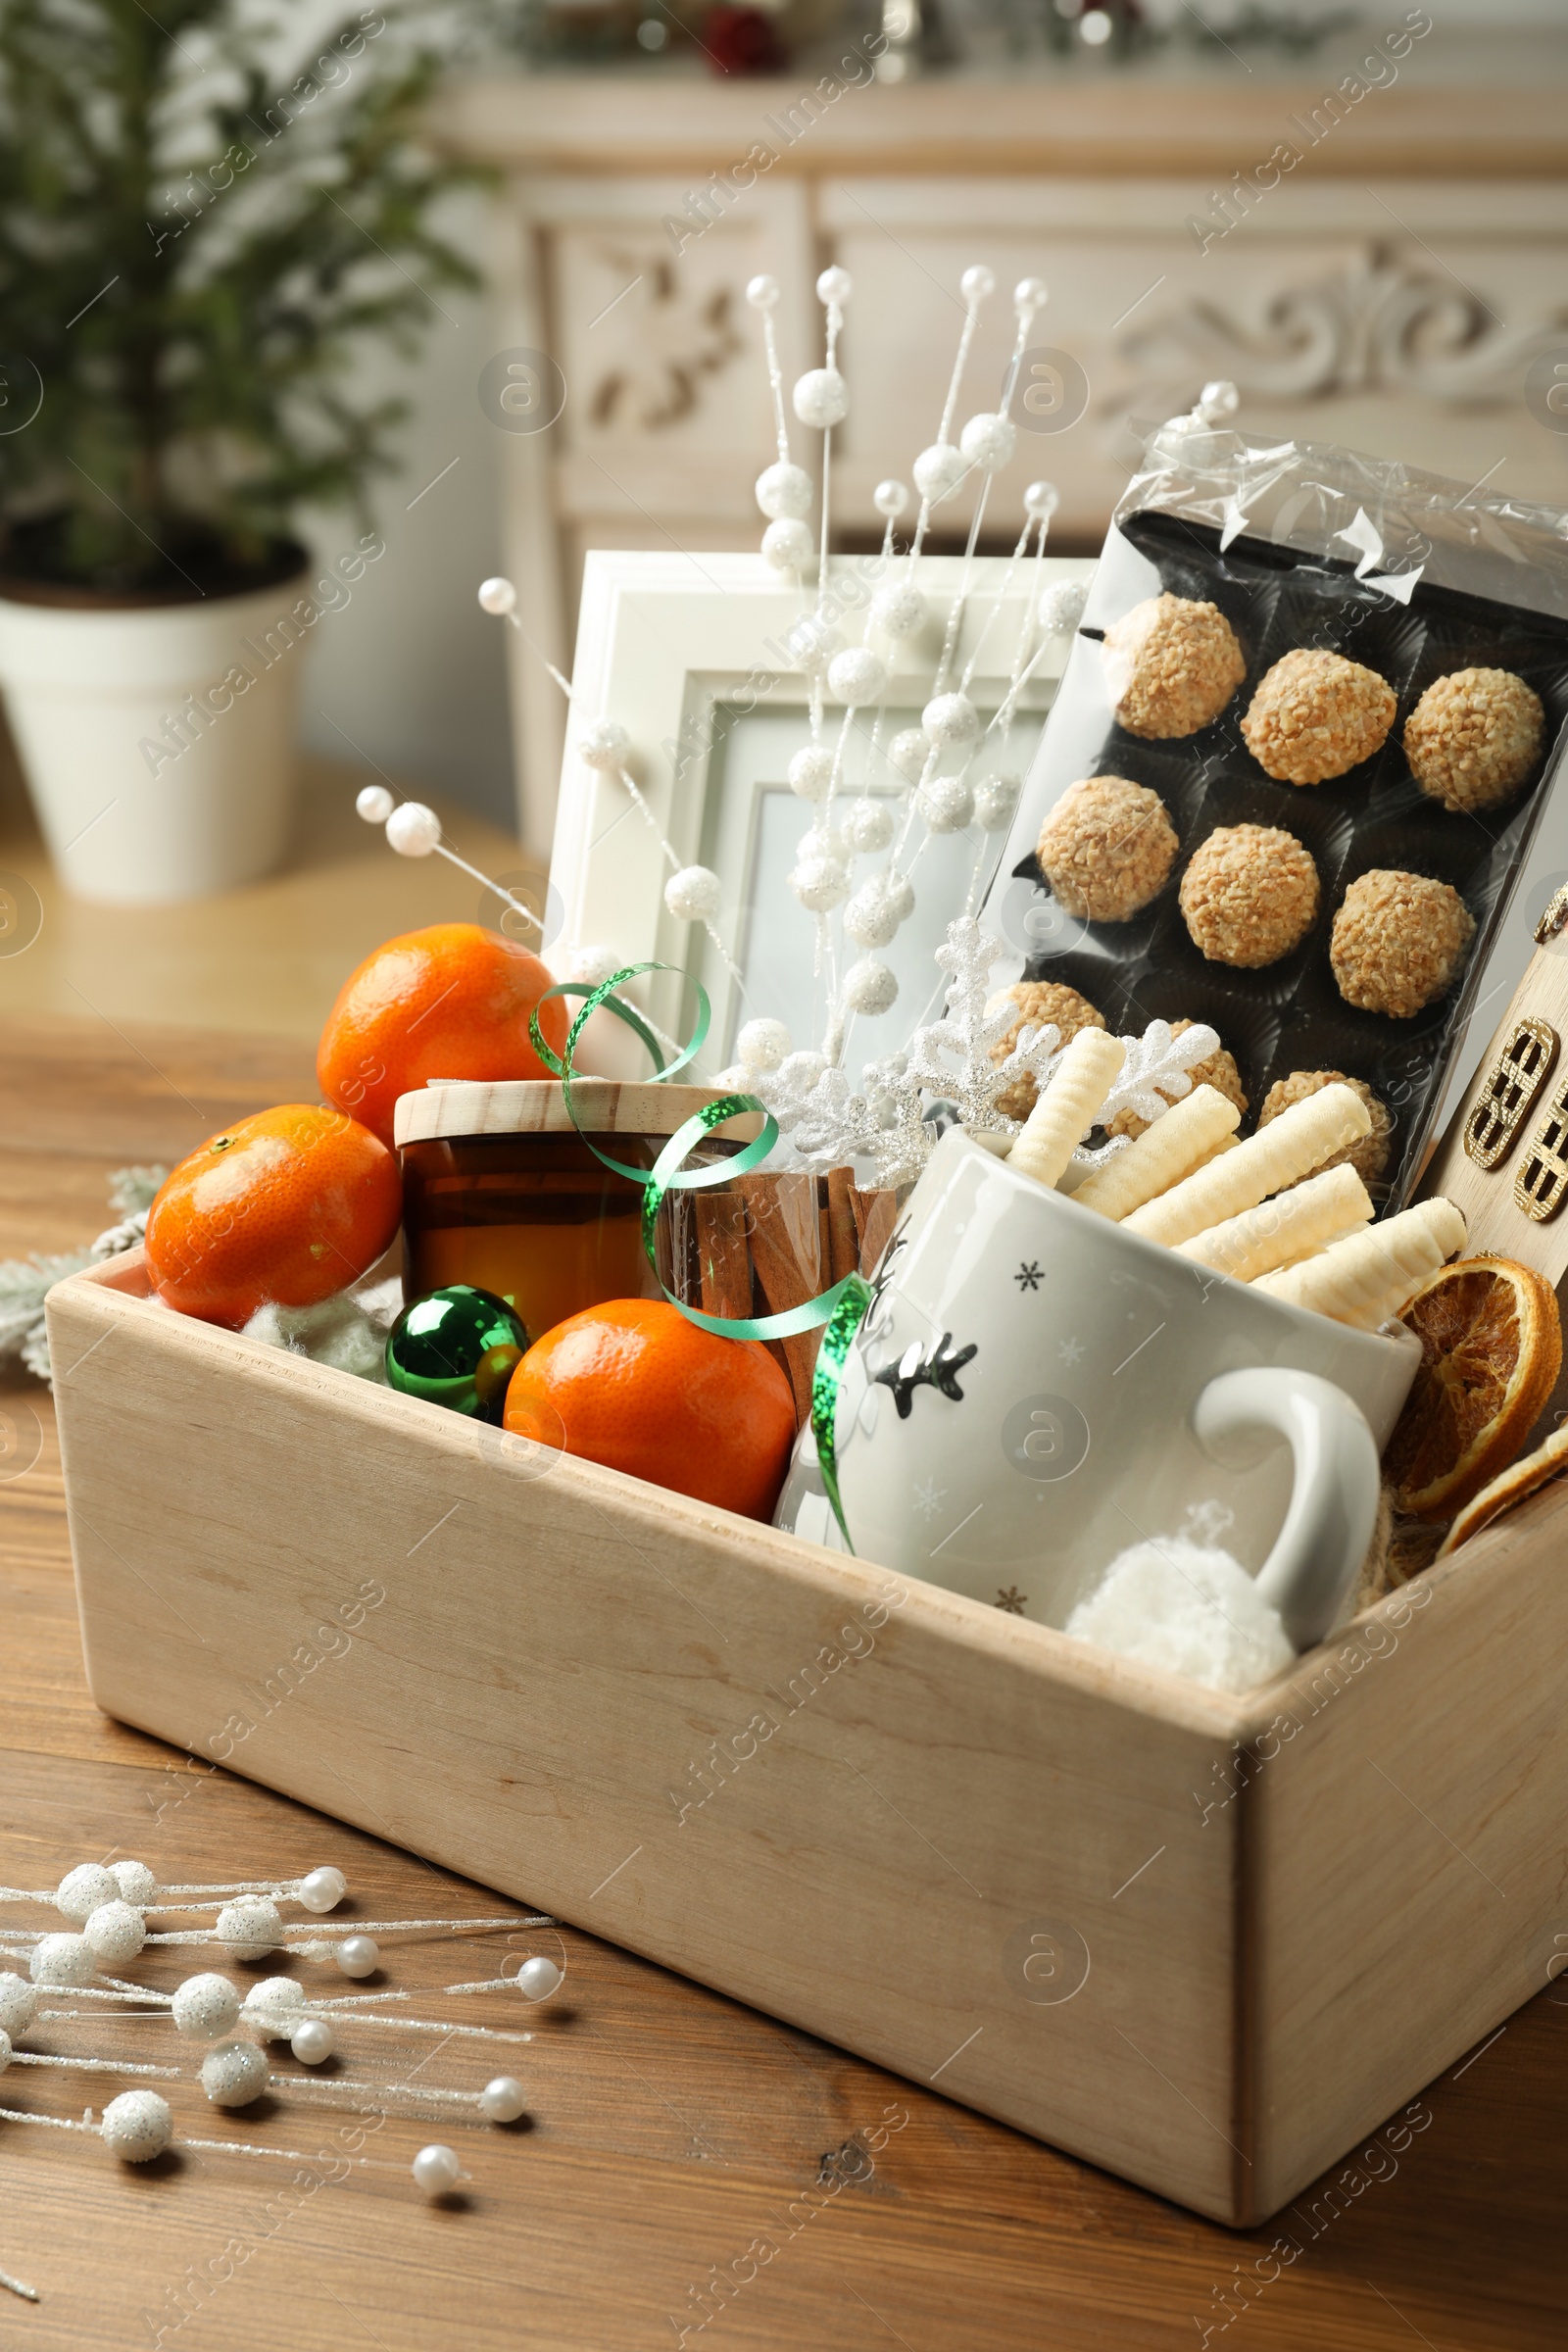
[981,416,1568,1211]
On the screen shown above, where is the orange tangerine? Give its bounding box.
[318,922,570,1148]
[145,1103,401,1328]
[503,1298,796,1522]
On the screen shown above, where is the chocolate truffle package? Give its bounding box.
[982,418,1568,1211]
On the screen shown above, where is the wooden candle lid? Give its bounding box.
[393,1078,762,1149]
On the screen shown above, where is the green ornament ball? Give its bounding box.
[385,1286,529,1422]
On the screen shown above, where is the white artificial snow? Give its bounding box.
[1065,1535,1295,1694]
[242,1275,403,1382]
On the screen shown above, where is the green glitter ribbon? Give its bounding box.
[529,963,871,1547]
[808,1269,872,1559]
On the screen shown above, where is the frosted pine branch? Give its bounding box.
[0,1165,165,1385]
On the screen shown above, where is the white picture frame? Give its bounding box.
[548,550,1097,1078]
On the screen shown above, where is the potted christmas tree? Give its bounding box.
[0,0,476,903]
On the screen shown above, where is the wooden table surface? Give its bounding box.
[2,1014,1564,2351]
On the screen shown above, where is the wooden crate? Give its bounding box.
[47,1250,1568,2226]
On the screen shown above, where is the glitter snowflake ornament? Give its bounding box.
[902,918,1066,1141]
[1094,1019,1221,1136]
[747,1052,915,1188]
[751,1051,833,1138]
[864,1069,937,1191]
[786,1066,875,1165]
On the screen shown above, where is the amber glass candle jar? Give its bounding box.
[393,1079,757,1347]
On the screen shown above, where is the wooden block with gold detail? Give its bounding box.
[1418,906,1568,1281]
[1462,1016,1557,1170]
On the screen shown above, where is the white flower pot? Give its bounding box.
[0,569,310,904]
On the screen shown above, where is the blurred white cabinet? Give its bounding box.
[440,64,1568,849]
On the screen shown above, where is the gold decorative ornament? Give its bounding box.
[1533,882,1568,947]
[1514,1073,1568,1222]
[1463,1017,1559,1169]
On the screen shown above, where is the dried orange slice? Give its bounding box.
[1438,1423,1568,1559]
[1383,1254,1562,1519]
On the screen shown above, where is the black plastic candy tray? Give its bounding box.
[1000,510,1568,1211]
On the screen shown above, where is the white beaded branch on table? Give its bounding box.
[0,1858,567,2229]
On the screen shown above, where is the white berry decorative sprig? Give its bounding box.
[364,256,1191,1201]
[468,575,742,994]
[724,266,1116,1184]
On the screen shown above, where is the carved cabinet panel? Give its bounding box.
[491,164,1568,844]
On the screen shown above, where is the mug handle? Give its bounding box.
[1193,1367,1380,1653]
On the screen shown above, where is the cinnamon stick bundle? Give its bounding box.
[735,1169,902,1426]
[662,1169,903,1427]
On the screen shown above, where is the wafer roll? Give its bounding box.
[1073,1084,1241,1222]
[1176,1163,1373,1281]
[1355,1200,1469,1328]
[1271,1220,1372,1276]
[1009,1029,1126,1190]
[1123,1081,1371,1249]
[1255,1199,1466,1328]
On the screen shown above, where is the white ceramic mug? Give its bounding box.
[776,1129,1421,1648]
